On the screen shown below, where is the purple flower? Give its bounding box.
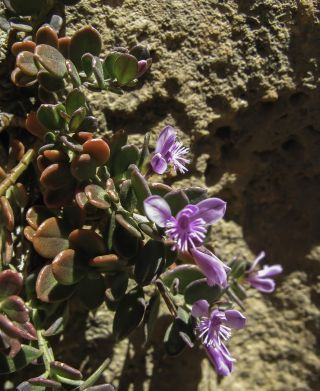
[144,195,229,287]
[206,343,235,376]
[191,300,246,347]
[137,59,152,78]
[190,247,230,288]
[246,251,283,293]
[150,126,189,175]
[191,299,245,376]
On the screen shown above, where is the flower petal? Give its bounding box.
[205,344,234,376]
[191,299,209,318]
[224,310,246,329]
[143,195,172,228]
[150,153,168,174]
[190,247,230,288]
[247,276,275,293]
[155,126,176,155]
[194,198,226,225]
[258,264,283,278]
[248,251,266,273]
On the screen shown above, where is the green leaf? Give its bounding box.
[119,180,137,212]
[92,56,105,89]
[164,190,189,216]
[109,129,128,164]
[81,53,94,77]
[183,187,208,204]
[37,103,66,130]
[35,44,67,78]
[110,272,128,300]
[37,71,65,92]
[113,53,138,86]
[161,265,204,294]
[149,182,173,197]
[112,223,140,259]
[85,184,110,210]
[66,88,86,116]
[113,287,145,340]
[134,240,165,286]
[69,107,87,132]
[0,345,42,374]
[131,165,151,213]
[138,132,150,171]
[106,211,116,251]
[115,213,142,239]
[0,270,23,300]
[184,278,221,305]
[113,145,140,177]
[52,249,88,285]
[36,265,76,303]
[70,26,102,70]
[1,295,29,323]
[143,293,160,344]
[66,60,81,87]
[103,52,121,79]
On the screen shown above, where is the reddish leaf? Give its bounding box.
[0,270,23,300]
[33,217,70,259]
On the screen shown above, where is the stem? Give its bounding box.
[60,135,83,153]
[225,286,245,311]
[0,147,36,196]
[37,329,55,373]
[156,279,177,317]
[79,357,111,391]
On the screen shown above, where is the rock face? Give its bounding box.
[62,0,320,390]
[2,0,319,389]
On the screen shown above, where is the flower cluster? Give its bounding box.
[144,126,283,376]
[144,195,230,287]
[192,300,246,376]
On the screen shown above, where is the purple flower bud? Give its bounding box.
[150,126,189,175]
[137,59,152,77]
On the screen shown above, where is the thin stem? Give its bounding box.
[156,279,177,317]
[79,357,111,391]
[0,147,36,197]
[60,135,83,153]
[37,329,55,373]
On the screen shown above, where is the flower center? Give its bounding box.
[165,206,207,252]
[197,312,231,347]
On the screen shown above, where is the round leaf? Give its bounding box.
[184,278,222,305]
[52,249,88,285]
[36,264,75,303]
[69,26,102,70]
[35,44,67,78]
[33,217,70,259]
[16,51,38,76]
[162,265,204,294]
[0,270,23,300]
[113,53,138,86]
